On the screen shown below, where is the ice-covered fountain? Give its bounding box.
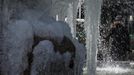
[0,0,86,75]
[1,0,134,75]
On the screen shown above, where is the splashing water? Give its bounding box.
[97,65,131,74]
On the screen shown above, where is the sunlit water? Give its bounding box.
[83,61,134,75]
[97,66,131,74]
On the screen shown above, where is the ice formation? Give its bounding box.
[84,0,102,75]
[1,18,86,75]
[0,0,86,75]
[1,20,33,75]
[31,40,54,75]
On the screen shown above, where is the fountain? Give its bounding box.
[96,0,134,75]
[1,0,134,75]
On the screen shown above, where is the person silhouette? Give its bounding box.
[105,15,130,61]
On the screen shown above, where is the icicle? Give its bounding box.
[56,14,59,21]
[84,0,103,75]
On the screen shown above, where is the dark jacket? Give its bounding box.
[105,23,130,60]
